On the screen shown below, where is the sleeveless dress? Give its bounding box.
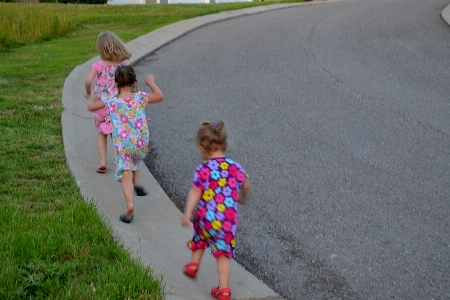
[90,60,125,134]
[187,157,248,258]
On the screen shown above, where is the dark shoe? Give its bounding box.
[134,186,147,196]
[120,214,134,223]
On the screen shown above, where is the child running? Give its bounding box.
[181,121,250,300]
[87,65,164,223]
[84,31,131,174]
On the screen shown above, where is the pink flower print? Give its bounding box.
[199,167,210,180]
[136,139,144,148]
[197,240,208,249]
[119,115,127,123]
[225,208,235,221]
[110,103,117,112]
[124,155,131,162]
[197,207,206,219]
[135,120,143,129]
[224,233,233,244]
[228,165,237,177]
[215,194,224,203]
[232,190,238,200]
[210,180,218,190]
[196,227,203,236]
[222,220,232,232]
[228,177,236,188]
[237,172,246,182]
[204,221,212,231]
[119,130,128,139]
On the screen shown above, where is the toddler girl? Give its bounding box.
[88,65,164,223]
[181,121,250,300]
[84,31,131,173]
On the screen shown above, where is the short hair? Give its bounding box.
[96,31,131,62]
[115,65,136,89]
[196,121,227,152]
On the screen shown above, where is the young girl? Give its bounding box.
[87,65,164,223]
[84,31,131,174]
[181,121,250,300]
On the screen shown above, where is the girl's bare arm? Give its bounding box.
[144,74,164,103]
[181,186,201,227]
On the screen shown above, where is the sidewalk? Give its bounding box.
[61,1,345,299]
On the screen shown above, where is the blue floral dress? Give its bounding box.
[102,91,149,181]
[187,157,248,258]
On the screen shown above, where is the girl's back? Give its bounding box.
[92,60,124,99]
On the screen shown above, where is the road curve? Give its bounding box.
[134,0,450,298]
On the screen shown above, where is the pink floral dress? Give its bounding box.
[102,91,149,181]
[187,157,248,258]
[90,60,126,134]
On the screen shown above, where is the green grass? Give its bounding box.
[0,1,303,298]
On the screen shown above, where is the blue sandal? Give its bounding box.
[120,214,134,223]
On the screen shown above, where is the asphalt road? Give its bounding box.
[133,0,450,298]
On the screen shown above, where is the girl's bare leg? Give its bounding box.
[216,254,231,293]
[132,169,140,188]
[97,132,107,168]
[190,248,204,268]
[121,172,134,218]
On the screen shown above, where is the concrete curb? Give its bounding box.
[441,2,450,26]
[61,1,346,299]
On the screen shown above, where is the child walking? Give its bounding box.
[87,65,164,223]
[181,121,250,300]
[84,31,131,174]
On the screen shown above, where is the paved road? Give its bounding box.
[134,0,450,298]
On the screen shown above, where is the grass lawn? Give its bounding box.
[0,1,303,298]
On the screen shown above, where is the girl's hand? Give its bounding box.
[84,93,100,101]
[145,74,155,86]
[181,214,192,227]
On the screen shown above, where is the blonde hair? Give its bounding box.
[96,31,131,62]
[196,121,227,152]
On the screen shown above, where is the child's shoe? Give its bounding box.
[211,287,231,300]
[182,262,199,280]
[134,186,147,196]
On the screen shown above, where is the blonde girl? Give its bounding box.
[181,121,250,300]
[84,31,131,173]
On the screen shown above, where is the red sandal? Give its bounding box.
[182,262,199,280]
[211,287,231,300]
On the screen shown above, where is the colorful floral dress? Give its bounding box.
[187,157,248,258]
[90,60,125,134]
[102,91,149,181]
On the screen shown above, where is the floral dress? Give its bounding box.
[187,157,248,258]
[90,60,125,134]
[102,91,149,181]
